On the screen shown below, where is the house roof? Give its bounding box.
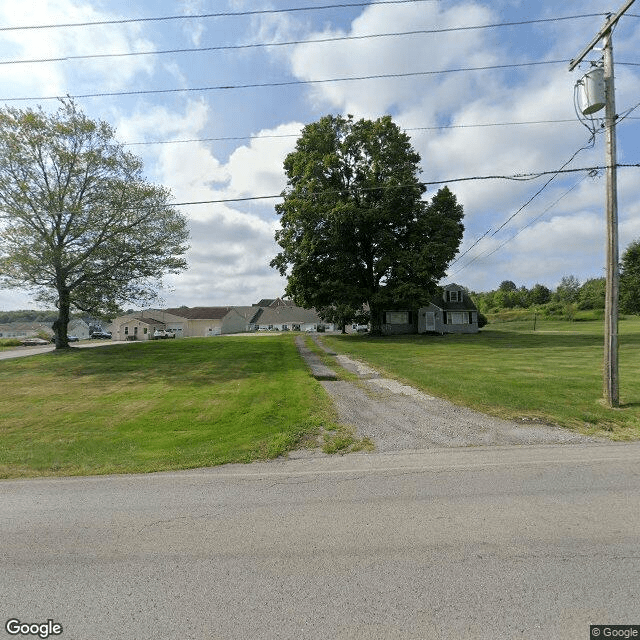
[132,317,166,328]
[431,284,478,312]
[164,306,233,320]
[115,309,187,324]
[256,305,322,325]
[253,297,296,308]
[226,306,262,323]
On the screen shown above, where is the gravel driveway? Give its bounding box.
[297,336,600,452]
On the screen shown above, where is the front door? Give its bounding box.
[425,312,435,331]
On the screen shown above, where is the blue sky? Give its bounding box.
[1,0,639,310]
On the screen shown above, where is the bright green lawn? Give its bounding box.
[0,336,334,478]
[324,317,640,440]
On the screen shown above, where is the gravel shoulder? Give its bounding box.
[297,335,601,452]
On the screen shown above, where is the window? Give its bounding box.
[448,290,460,302]
[124,327,129,335]
[143,327,148,335]
[385,311,409,324]
[448,312,467,325]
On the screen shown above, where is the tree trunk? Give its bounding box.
[54,286,71,349]
[369,302,383,336]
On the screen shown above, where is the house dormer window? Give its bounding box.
[448,290,460,302]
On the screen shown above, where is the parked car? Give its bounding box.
[50,335,80,343]
[90,330,112,339]
[153,329,175,339]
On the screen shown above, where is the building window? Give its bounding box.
[124,327,129,335]
[448,312,467,325]
[143,327,148,335]
[385,311,409,324]
[448,290,459,302]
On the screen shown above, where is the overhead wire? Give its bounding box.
[0,14,608,66]
[1,6,638,274]
[162,163,639,208]
[449,174,590,278]
[120,115,640,147]
[448,133,602,271]
[0,0,439,32]
[0,59,572,102]
[122,119,579,147]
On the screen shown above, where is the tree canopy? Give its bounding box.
[620,239,640,315]
[270,114,464,333]
[0,100,189,348]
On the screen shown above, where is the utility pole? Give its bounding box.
[569,0,635,408]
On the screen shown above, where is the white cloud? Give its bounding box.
[2,0,640,310]
[115,101,296,304]
[0,0,155,99]
[223,122,301,199]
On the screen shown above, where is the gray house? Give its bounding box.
[418,284,480,334]
[381,284,480,335]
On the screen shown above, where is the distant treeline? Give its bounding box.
[0,310,60,324]
[471,276,610,320]
[0,310,92,324]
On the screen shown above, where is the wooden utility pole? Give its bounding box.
[569,0,635,407]
[602,32,619,407]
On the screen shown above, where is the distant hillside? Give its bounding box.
[0,310,59,324]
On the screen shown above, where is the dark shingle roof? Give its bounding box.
[133,317,166,328]
[165,307,232,320]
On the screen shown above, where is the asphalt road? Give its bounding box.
[2,442,639,640]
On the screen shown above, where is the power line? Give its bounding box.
[0,14,607,66]
[488,135,598,235]
[0,59,571,103]
[449,175,590,277]
[449,135,600,268]
[122,119,577,146]
[122,115,640,147]
[165,163,639,208]
[0,0,438,32]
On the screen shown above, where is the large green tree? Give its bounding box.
[620,239,640,314]
[271,114,464,334]
[0,100,189,348]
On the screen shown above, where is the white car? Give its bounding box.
[153,329,175,339]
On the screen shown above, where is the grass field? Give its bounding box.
[0,336,336,479]
[4,319,639,479]
[324,317,640,440]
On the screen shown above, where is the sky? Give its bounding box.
[1,0,639,310]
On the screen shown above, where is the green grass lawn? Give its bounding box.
[324,317,640,440]
[0,336,335,479]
